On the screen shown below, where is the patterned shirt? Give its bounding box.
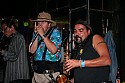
[32,28,62,62]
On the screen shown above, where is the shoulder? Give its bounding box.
[53,27,61,35]
[92,34,105,47]
[15,32,25,41]
[16,32,24,38]
[53,27,60,32]
[93,34,104,41]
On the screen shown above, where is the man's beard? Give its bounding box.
[75,35,82,44]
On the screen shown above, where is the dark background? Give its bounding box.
[0,0,124,82]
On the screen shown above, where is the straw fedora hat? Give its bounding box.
[32,11,56,26]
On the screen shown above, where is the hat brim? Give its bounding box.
[32,18,56,26]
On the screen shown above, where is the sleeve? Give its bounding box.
[52,29,62,50]
[3,34,26,61]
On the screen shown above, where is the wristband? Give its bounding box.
[81,60,85,67]
[43,34,47,38]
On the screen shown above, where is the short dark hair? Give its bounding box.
[75,19,92,32]
[1,16,18,30]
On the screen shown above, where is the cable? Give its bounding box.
[49,73,57,83]
[44,73,52,83]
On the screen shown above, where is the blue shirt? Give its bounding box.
[104,30,118,83]
[32,28,62,62]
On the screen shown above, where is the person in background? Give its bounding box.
[65,19,111,83]
[29,11,62,83]
[0,17,30,83]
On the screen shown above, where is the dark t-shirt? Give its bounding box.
[73,35,110,83]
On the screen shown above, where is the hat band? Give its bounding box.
[37,18,51,21]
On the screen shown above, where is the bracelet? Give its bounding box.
[79,60,82,67]
[81,60,85,67]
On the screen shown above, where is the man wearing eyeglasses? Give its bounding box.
[0,17,30,83]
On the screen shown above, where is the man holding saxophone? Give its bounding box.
[65,19,111,83]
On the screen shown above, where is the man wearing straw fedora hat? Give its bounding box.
[29,11,62,83]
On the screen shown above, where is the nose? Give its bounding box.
[75,31,80,36]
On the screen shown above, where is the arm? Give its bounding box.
[41,35,57,54]
[29,22,39,54]
[37,26,58,54]
[2,34,26,61]
[29,31,57,54]
[29,34,39,54]
[85,34,111,67]
[30,21,58,54]
[65,34,111,71]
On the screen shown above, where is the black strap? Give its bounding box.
[42,27,55,60]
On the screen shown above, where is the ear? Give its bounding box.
[49,23,51,27]
[88,29,91,35]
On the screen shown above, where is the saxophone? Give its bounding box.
[56,42,71,83]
